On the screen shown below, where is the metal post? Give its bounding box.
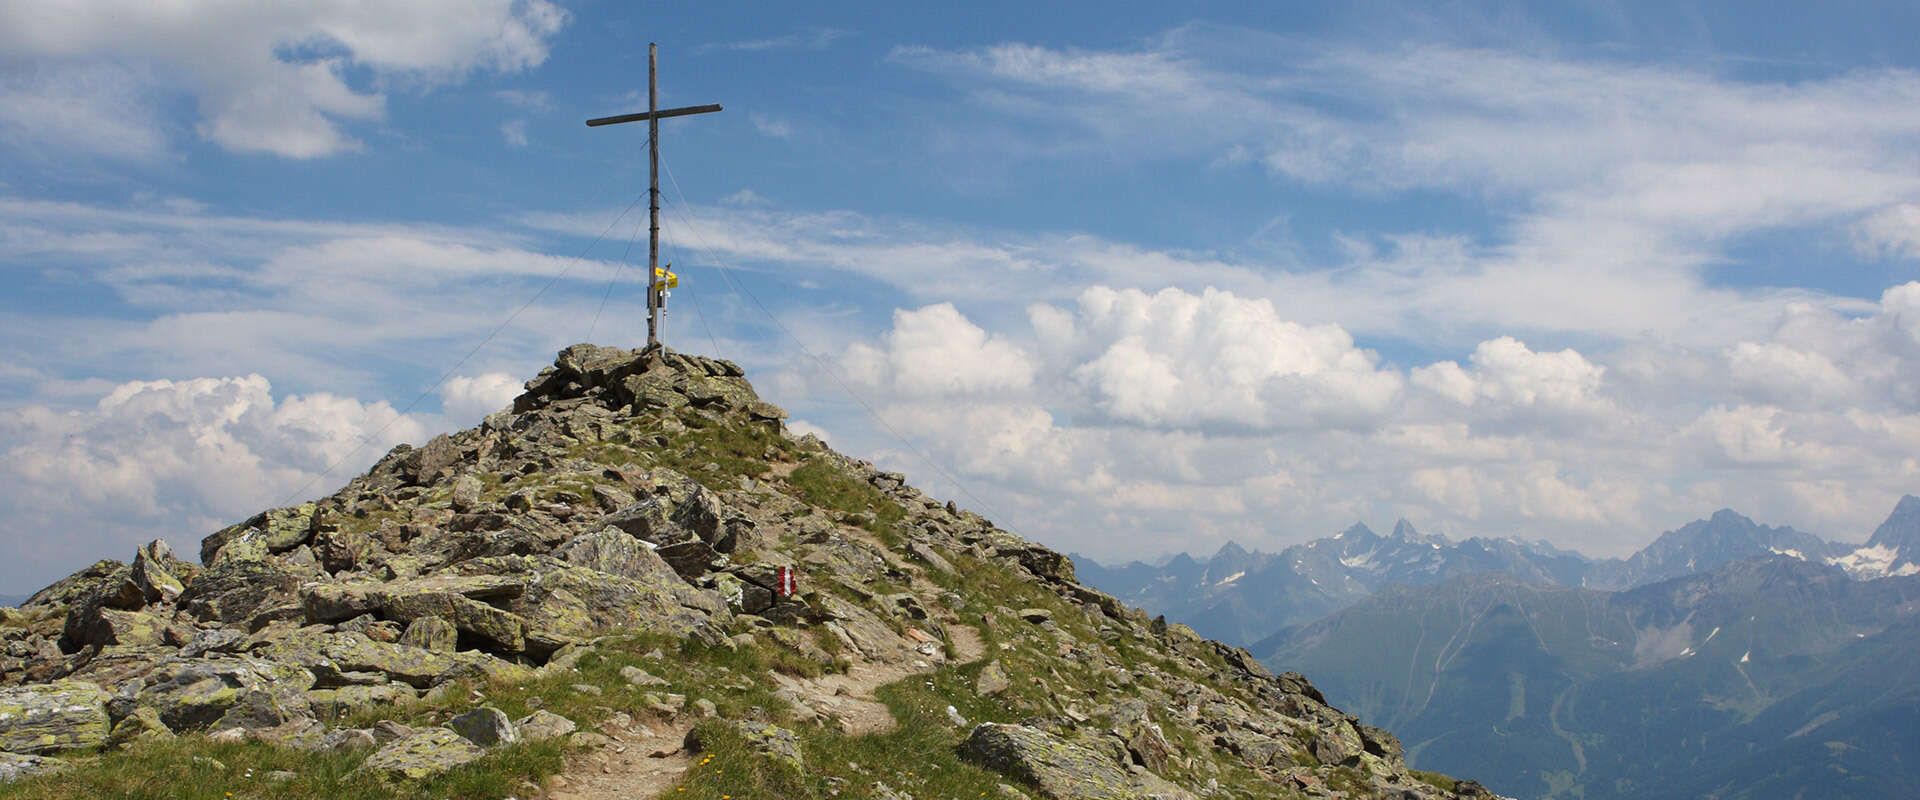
[647,42,661,349]
[584,45,719,351]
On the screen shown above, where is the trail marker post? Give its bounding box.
[586,43,722,350]
[775,565,797,600]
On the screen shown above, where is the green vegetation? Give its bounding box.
[0,734,566,800]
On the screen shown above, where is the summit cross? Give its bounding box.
[586,43,722,350]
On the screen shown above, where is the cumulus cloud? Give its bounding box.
[0,375,428,592]
[0,1,567,158]
[842,304,1035,397]
[1412,337,1615,428]
[785,282,1920,562]
[440,372,521,426]
[1048,287,1402,431]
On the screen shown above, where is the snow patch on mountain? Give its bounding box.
[1828,544,1901,578]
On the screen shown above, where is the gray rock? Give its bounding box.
[447,706,518,748]
[961,723,1193,800]
[976,661,1013,697]
[515,710,577,742]
[451,475,484,514]
[0,752,67,783]
[620,665,667,687]
[322,728,378,751]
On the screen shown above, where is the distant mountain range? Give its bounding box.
[1074,495,1920,649]
[1074,495,1920,799]
[1262,556,1920,799]
[0,594,26,608]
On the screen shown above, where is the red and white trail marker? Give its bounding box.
[775,566,797,599]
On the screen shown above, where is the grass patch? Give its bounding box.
[0,735,566,800]
[1411,769,1459,792]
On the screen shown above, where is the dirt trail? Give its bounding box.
[541,622,986,799]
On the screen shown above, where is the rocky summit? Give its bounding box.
[0,344,1491,799]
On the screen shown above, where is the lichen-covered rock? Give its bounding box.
[380,591,526,653]
[976,661,1012,697]
[0,680,110,755]
[178,559,303,625]
[961,723,1193,800]
[358,727,485,780]
[200,503,317,564]
[260,629,477,689]
[305,682,417,721]
[399,616,457,653]
[104,706,173,749]
[134,657,314,733]
[129,540,187,604]
[443,555,726,649]
[686,720,803,772]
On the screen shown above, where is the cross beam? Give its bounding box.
[585,43,722,350]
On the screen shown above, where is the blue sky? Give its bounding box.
[4,1,1920,593]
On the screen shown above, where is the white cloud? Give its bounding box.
[782,281,1920,562]
[1053,287,1402,431]
[440,372,521,425]
[1413,337,1616,427]
[0,375,427,592]
[841,303,1035,397]
[702,27,849,53]
[0,62,169,164]
[500,119,529,147]
[0,1,567,158]
[750,113,794,139]
[890,32,1920,349]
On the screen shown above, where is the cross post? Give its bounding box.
[586,43,722,350]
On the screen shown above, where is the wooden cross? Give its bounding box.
[586,43,722,350]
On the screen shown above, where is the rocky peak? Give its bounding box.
[0,343,1488,798]
[1867,494,1920,551]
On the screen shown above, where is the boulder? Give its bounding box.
[134,656,315,733]
[976,661,1012,697]
[686,720,803,772]
[201,503,317,563]
[0,752,67,783]
[178,559,303,625]
[358,728,486,780]
[129,540,186,604]
[399,616,457,653]
[451,475,484,514]
[556,528,682,584]
[260,629,477,690]
[65,607,170,650]
[961,723,1193,800]
[380,592,526,653]
[104,706,174,749]
[515,710,576,742]
[443,555,726,649]
[620,665,667,687]
[0,680,110,755]
[21,560,125,610]
[306,682,418,722]
[447,706,517,748]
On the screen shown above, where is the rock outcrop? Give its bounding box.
[0,343,1487,797]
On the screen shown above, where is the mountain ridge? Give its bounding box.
[1077,500,1919,649]
[1260,553,1920,799]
